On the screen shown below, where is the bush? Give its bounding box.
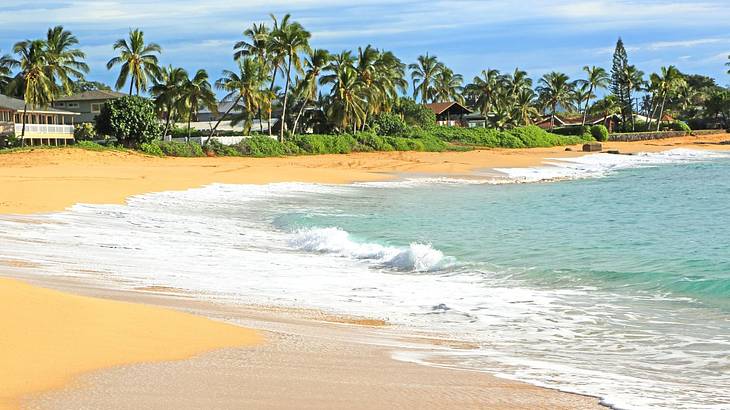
[170,126,206,139]
[591,125,609,141]
[354,131,394,151]
[372,112,407,136]
[206,139,239,156]
[668,120,691,132]
[75,141,107,151]
[552,125,590,137]
[155,141,205,157]
[236,136,286,157]
[73,123,97,141]
[393,98,436,128]
[139,142,164,156]
[95,96,161,147]
[291,134,358,155]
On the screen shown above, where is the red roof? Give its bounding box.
[424,102,472,115]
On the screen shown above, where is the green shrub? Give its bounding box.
[669,120,691,132]
[290,134,358,155]
[206,139,239,156]
[372,112,408,136]
[73,123,97,141]
[139,142,164,156]
[591,125,609,141]
[236,136,286,157]
[393,98,436,128]
[75,141,106,151]
[355,132,394,151]
[95,96,161,147]
[155,141,205,157]
[170,126,207,139]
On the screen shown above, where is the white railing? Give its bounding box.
[15,124,75,136]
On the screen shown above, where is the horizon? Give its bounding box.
[1,0,730,97]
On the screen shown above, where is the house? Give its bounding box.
[53,90,126,123]
[535,114,620,132]
[0,94,79,146]
[196,101,239,122]
[424,102,473,126]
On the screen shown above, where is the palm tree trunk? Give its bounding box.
[582,85,594,126]
[20,103,28,146]
[129,75,134,96]
[551,103,556,130]
[657,95,667,132]
[292,98,308,136]
[205,96,242,146]
[187,110,192,143]
[279,55,293,142]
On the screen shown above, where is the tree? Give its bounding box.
[44,26,88,95]
[409,53,442,103]
[464,69,501,126]
[150,65,187,137]
[292,49,329,134]
[578,65,609,125]
[269,14,311,141]
[7,40,55,143]
[537,72,574,129]
[106,29,162,95]
[433,67,464,103]
[610,38,630,124]
[652,65,685,131]
[0,50,16,93]
[95,96,161,147]
[513,88,539,126]
[177,69,217,141]
[212,57,269,142]
[71,80,112,93]
[726,55,730,75]
[624,65,645,130]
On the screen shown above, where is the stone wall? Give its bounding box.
[608,131,688,142]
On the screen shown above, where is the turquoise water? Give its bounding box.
[2,149,729,409]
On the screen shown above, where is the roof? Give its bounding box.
[55,90,126,102]
[198,101,240,115]
[537,114,619,126]
[0,94,78,115]
[424,102,472,115]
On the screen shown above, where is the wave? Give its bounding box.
[495,148,730,183]
[289,227,452,272]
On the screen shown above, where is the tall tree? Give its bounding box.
[578,65,609,125]
[610,38,630,125]
[177,69,217,141]
[0,50,16,92]
[652,65,685,131]
[44,26,88,95]
[433,67,464,103]
[106,29,162,95]
[409,53,442,103]
[8,40,55,142]
[536,72,574,129]
[269,14,311,141]
[150,65,187,137]
[464,69,501,126]
[292,49,329,134]
[624,65,645,130]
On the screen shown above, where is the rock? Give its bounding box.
[582,142,602,152]
[565,147,573,151]
[606,150,620,154]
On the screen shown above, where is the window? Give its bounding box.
[67,102,79,108]
[56,102,65,107]
[91,103,102,113]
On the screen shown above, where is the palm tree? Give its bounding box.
[106,29,162,95]
[514,88,539,125]
[210,57,269,142]
[0,51,16,92]
[578,66,609,125]
[464,69,501,126]
[234,22,270,61]
[433,67,464,103]
[624,65,645,131]
[536,72,574,129]
[44,26,88,95]
[177,69,217,141]
[726,55,730,75]
[409,53,442,103]
[7,40,55,143]
[292,49,329,134]
[653,65,685,131]
[269,14,311,141]
[150,65,187,137]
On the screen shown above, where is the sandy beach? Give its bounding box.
[3,134,730,409]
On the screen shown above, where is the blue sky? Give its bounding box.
[2,0,729,95]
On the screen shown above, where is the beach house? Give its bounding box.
[53,90,126,123]
[424,102,473,126]
[535,114,620,131]
[0,94,79,146]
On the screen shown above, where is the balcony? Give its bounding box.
[15,124,75,139]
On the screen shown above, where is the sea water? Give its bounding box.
[1,148,729,409]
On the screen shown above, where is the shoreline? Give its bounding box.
[3,135,730,408]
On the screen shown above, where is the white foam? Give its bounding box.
[290,227,450,272]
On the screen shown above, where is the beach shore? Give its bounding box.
[3,134,729,409]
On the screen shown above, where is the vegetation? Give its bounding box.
[591,125,609,141]
[95,96,161,147]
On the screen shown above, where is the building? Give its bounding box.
[535,114,620,132]
[53,90,126,123]
[0,94,79,146]
[424,102,473,126]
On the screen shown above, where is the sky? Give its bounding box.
[1,0,729,96]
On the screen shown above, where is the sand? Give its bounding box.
[0,278,260,410]
[3,133,728,215]
[3,134,730,409]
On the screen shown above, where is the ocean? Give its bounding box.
[2,148,729,409]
